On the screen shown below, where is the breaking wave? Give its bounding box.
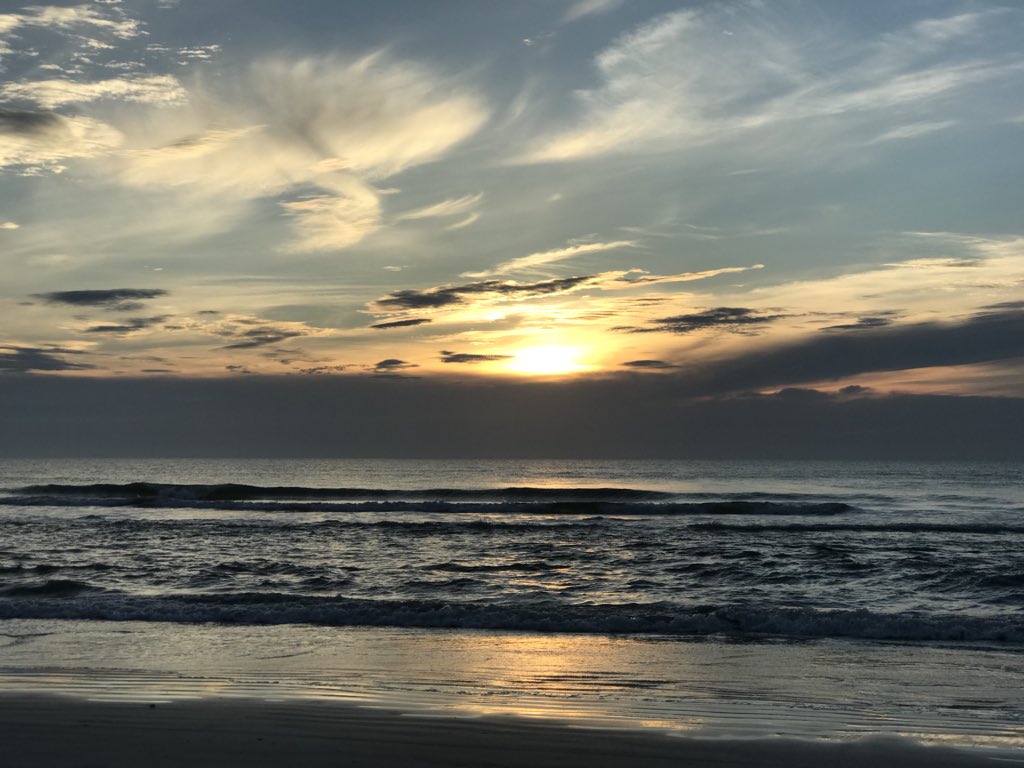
[691,522,1024,535]
[1,483,854,516]
[13,483,677,502]
[0,593,1019,644]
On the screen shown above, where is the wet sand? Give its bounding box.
[0,694,1013,768]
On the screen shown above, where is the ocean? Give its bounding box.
[1,458,1022,746]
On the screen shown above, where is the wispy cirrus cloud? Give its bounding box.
[116,54,489,253]
[563,0,623,24]
[396,192,482,222]
[602,264,763,288]
[518,6,1023,164]
[869,120,956,144]
[0,4,141,40]
[279,177,382,253]
[0,76,186,109]
[462,239,635,278]
[743,234,1024,324]
[445,212,480,230]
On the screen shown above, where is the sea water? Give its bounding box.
[0,459,1022,746]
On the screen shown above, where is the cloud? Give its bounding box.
[869,120,956,144]
[596,264,763,288]
[279,178,381,253]
[118,54,488,252]
[0,221,19,229]
[0,108,121,171]
[251,56,488,179]
[622,306,786,335]
[82,315,169,334]
[32,288,168,312]
[295,365,347,375]
[463,239,636,278]
[0,76,187,109]
[0,111,63,134]
[0,344,94,373]
[177,44,221,62]
[222,329,310,349]
[396,192,482,221]
[622,359,677,369]
[673,308,1024,396]
[820,316,896,332]
[445,212,480,230]
[373,276,593,311]
[370,318,432,330]
[882,255,980,269]
[208,316,327,350]
[439,350,511,364]
[0,4,141,40]
[371,263,764,322]
[519,7,1022,163]
[374,358,417,371]
[745,235,1024,323]
[564,0,623,23]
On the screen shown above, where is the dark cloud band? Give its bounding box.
[83,315,169,334]
[375,276,593,311]
[33,288,168,312]
[439,350,510,364]
[370,318,432,329]
[619,306,786,335]
[0,346,93,373]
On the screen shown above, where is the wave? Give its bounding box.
[428,561,566,573]
[12,483,678,502]
[0,593,1018,644]
[0,494,853,517]
[0,579,106,598]
[692,522,1024,535]
[0,563,113,575]
[0,517,607,537]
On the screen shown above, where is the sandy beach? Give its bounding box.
[1,694,1015,768]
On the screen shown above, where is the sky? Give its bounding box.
[1,0,1023,457]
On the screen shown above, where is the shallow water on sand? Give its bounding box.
[0,620,1021,749]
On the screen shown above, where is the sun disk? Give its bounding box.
[506,345,589,376]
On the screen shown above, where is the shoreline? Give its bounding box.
[0,693,1015,768]
[2,618,1022,751]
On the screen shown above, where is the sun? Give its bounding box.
[505,345,590,376]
